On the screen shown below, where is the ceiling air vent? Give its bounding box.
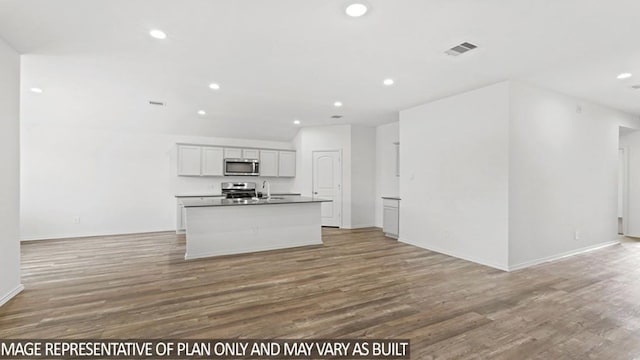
[149,100,165,106]
[331,115,343,119]
[445,42,478,56]
[631,85,640,90]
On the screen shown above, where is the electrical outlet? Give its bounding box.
[574,230,580,240]
[73,216,81,224]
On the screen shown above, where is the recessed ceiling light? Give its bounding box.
[383,78,394,86]
[149,29,167,39]
[29,87,43,93]
[617,73,633,79]
[293,120,301,125]
[334,101,343,107]
[197,110,206,115]
[209,83,220,90]
[345,3,368,17]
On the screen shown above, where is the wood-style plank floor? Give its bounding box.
[2,228,640,359]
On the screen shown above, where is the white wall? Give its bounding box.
[399,82,511,270]
[508,82,640,268]
[350,125,376,228]
[20,123,294,240]
[293,125,352,228]
[0,37,22,305]
[620,131,640,236]
[374,122,399,227]
[292,124,376,229]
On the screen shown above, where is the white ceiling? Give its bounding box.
[1,0,639,141]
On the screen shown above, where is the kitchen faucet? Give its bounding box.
[262,180,271,199]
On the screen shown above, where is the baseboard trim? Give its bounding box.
[399,237,509,271]
[344,224,376,230]
[0,284,24,307]
[21,230,176,242]
[508,240,620,271]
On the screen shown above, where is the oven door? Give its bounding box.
[224,159,260,176]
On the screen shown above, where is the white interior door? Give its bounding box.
[313,151,342,227]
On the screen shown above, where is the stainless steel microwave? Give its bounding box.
[224,158,260,176]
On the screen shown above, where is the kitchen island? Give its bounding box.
[181,196,330,260]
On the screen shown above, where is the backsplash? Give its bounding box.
[174,175,296,195]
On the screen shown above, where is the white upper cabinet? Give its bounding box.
[178,144,296,177]
[223,148,259,159]
[223,148,242,159]
[178,145,223,176]
[260,150,278,177]
[201,147,224,176]
[177,145,202,176]
[278,151,296,177]
[242,149,260,160]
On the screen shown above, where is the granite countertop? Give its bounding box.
[175,194,224,198]
[382,196,401,200]
[175,193,301,198]
[181,196,330,208]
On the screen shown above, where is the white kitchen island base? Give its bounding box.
[184,201,323,260]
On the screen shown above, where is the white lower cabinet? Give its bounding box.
[382,198,400,239]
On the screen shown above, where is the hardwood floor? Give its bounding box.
[2,228,640,359]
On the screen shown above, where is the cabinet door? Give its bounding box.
[224,148,242,159]
[260,150,278,177]
[177,145,202,176]
[383,206,399,237]
[243,149,260,160]
[176,202,186,232]
[201,147,224,176]
[278,151,296,177]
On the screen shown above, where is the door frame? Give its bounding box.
[620,146,629,235]
[312,149,343,228]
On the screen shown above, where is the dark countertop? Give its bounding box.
[175,194,224,198]
[175,193,301,198]
[382,196,401,200]
[182,196,330,208]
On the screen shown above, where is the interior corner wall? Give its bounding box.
[507,81,640,269]
[374,122,399,227]
[0,37,22,306]
[350,125,376,228]
[399,82,510,270]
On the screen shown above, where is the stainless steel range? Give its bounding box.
[221,182,260,199]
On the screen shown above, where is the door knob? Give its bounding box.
[314,192,318,194]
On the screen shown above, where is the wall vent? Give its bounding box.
[331,115,343,119]
[445,42,478,56]
[149,100,165,106]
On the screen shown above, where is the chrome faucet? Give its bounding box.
[262,180,271,199]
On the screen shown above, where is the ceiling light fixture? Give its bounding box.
[198,110,206,115]
[209,83,221,90]
[293,120,301,125]
[617,73,633,79]
[149,29,167,39]
[383,78,394,86]
[29,87,43,93]
[345,3,368,17]
[334,101,343,107]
